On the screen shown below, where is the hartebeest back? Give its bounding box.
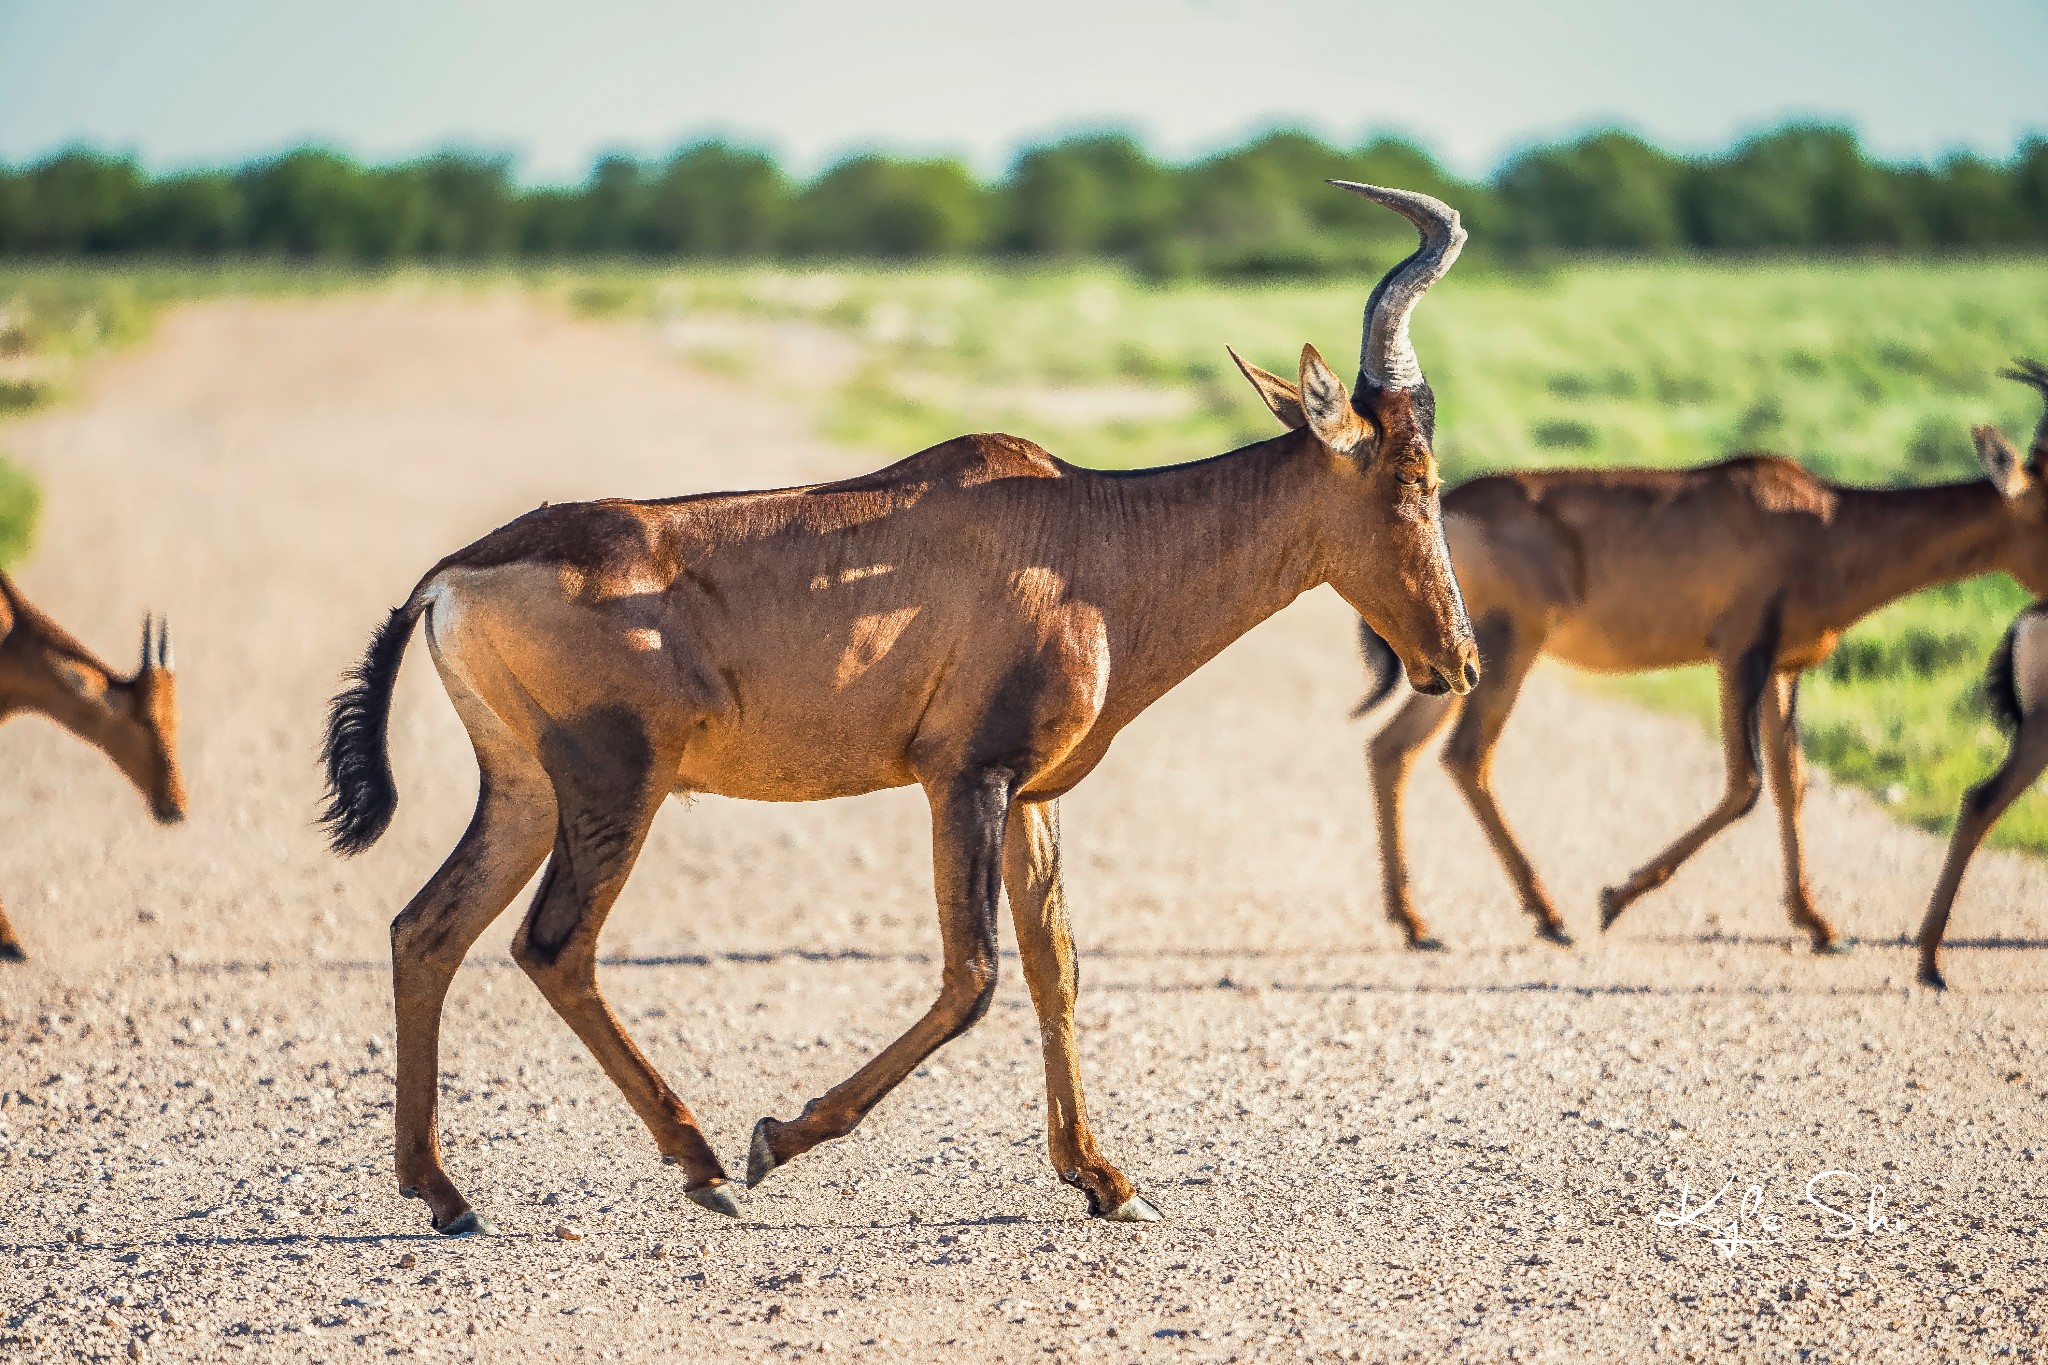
[321,182,1478,1237]
[1347,358,2048,959]
[0,570,185,959]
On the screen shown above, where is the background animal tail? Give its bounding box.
[320,602,425,855]
[1351,617,1404,718]
[1985,617,2024,736]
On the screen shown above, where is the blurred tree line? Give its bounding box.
[0,124,2042,272]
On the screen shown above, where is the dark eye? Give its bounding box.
[1397,466,1428,488]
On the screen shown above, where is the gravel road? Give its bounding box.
[3,294,2045,1363]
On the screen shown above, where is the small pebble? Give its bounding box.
[397,1253,418,1269]
[555,1224,583,1242]
[649,1243,670,1260]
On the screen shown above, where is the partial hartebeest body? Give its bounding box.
[1351,359,2048,955]
[0,570,184,959]
[321,183,1479,1237]
[1916,597,2048,989]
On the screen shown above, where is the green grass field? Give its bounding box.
[563,258,2048,852]
[7,259,2048,849]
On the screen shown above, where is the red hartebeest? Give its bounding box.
[0,571,185,959]
[321,183,1479,1236]
[1344,359,2048,956]
[1917,360,2048,989]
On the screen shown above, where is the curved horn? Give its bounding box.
[157,616,173,670]
[2003,357,2048,397]
[1330,181,1466,392]
[2005,358,2048,456]
[140,613,155,673]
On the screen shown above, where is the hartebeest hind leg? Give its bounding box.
[1917,717,2048,989]
[391,704,558,1236]
[512,712,740,1216]
[1600,628,1775,933]
[1759,672,1843,952]
[0,898,24,961]
[1368,691,1460,948]
[748,766,1013,1193]
[1438,613,1572,945]
[1004,799,1157,1220]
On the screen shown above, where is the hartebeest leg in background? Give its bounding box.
[1368,692,1460,948]
[1003,799,1155,1221]
[390,676,558,1236]
[0,899,23,961]
[1918,716,2048,989]
[1600,624,1777,933]
[748,766,1015,1191]
[1759,672,1842,951]
[511,711,739,1215]
[1437,613,1572,945]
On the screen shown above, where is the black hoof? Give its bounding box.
[1917,964,1948,991]
[436,1209,494,1238]
[0,942,24,963]
[1813,940,1853,957]
[1598,890,1625,932]
[1407,936,1446,953]
[686,1181,743,1218]
[746,1118,781,1188]
[1536,923,1575,948]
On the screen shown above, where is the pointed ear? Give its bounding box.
[1228,346,1307,430]
[1298,344,1371,453]
[1977,425,2033,500]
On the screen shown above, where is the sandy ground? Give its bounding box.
[2,292,2046,1364]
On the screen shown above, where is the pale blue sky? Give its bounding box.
[1,0,2042,180]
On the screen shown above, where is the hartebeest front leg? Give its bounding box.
[1003,798,1157,1221]
[1600,631,1774,932]
[1368,691,1459,948]
[1917,717,2048,989]
[1438,612,1571,945]
[0,897,24,962]
[1759,672,1843,953]
[748,765,1012,1192]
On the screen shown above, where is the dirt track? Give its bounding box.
[3,293,2046,1363]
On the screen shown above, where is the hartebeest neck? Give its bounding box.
[1820,480,2015,626]
[1082,431,1329,713]
[0,606,131,747]
[5,649,125,741]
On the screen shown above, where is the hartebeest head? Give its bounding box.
[63,615,186,824]
[1973,358,2048,595]
[1230,181,1478,695]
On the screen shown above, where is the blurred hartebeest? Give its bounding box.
[0,571,185,959]
[1916,595,2048,989]
[1349,359,2048,956]
[1916,360,2048,989]
[321,182,1479,1237]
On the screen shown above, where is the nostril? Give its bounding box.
[1462,659,1482,690]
